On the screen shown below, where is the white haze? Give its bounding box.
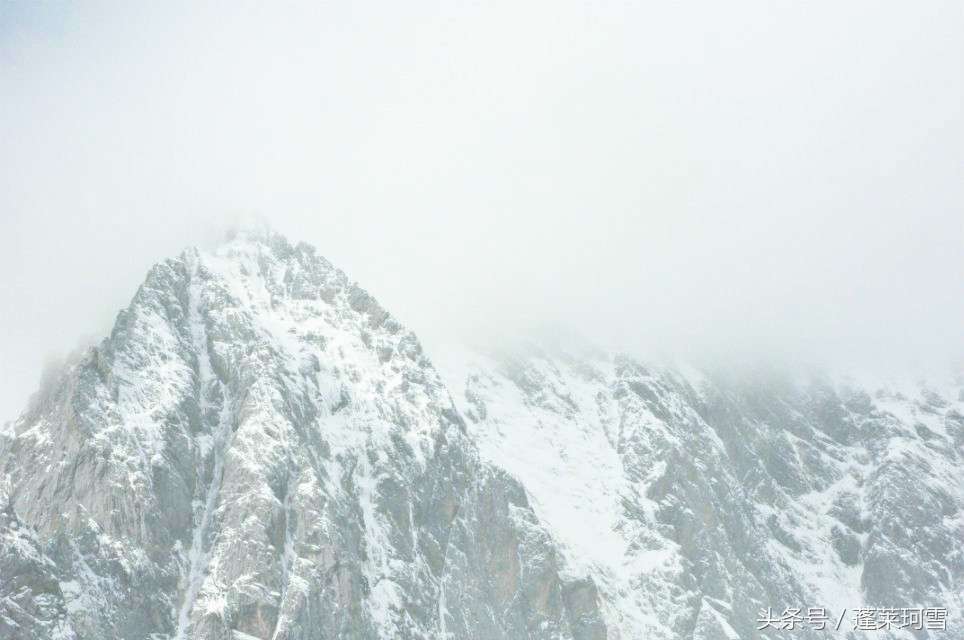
[1,0,962,420]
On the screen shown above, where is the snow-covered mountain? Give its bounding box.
[1,229,961,639]
[436,343,964,639]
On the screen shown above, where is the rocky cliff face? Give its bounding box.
[435,343,964,640]
[0,230,601,639]
[1,230,961,639]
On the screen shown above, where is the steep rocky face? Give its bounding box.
[2,230,961,640]
[435,343,964,640]
[0,503,75,640]
[0,230,601,639]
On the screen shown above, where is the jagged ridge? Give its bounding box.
[1,229,604,639]
[1,229,962,640]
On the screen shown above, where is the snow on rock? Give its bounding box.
[0,228,599,640]
[1,227,961,640]
[435,340,964,640]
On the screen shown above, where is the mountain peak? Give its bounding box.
[3,232,962,640]
[5,231,593,639]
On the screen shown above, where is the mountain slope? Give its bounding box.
[1,230,961,640]
[435,341,964,640]
[1,229,603,639]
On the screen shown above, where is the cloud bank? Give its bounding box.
[2,0,962,418]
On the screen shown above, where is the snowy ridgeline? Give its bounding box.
[1,228,961,640]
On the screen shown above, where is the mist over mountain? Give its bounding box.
[2,2,962,637]
[1,229,961,639]
[3,0,963,421]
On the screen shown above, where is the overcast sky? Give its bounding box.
[2,0,962,420]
